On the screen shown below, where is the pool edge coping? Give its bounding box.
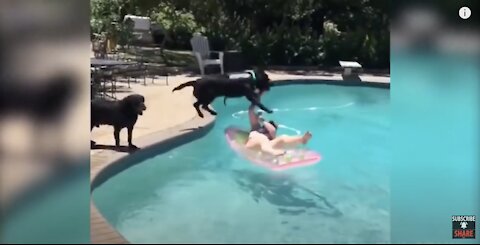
[90,115,216,244]
[272,78,390,89]
[89,76,389,244]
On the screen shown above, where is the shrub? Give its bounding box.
[150,3,202,50]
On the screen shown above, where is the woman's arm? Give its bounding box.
[248,104,261,131]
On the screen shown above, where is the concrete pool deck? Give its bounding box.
[90,71,390,244]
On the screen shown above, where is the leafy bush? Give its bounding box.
[117,18,135,48]
[90,0,390,68]
[150,2,202,49]
[90,0,135,50]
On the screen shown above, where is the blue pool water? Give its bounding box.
[391,53,480,244]
[2,168,90,244]
[93,83,390,243]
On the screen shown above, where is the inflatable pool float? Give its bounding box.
[225,127,321,171]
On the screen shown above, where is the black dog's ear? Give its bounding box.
[254,69,269,82]
[121,94,145,111]
[123,94,145,103]
[251,66,268,80]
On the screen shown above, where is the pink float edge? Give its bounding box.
[225,127,322,171]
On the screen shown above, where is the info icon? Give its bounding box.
[452,215,476,239]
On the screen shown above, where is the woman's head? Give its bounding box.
[263,120,278,139]
[269,120,278,129]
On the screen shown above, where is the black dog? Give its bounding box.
[91,94,147,149]
[0,74,78,158]
[0,74,77,121]
[172,68,273,118]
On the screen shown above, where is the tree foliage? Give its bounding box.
[91,0,389,68]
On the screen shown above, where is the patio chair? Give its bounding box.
[91,67,116,99]
[92,39,107,59]
[190,33,224,75]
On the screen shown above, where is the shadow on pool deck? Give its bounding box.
[180,126,206,132]
[91,144,140,154]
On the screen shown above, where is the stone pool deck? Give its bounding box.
[90,71,390,244]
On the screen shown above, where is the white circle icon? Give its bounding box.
[459,7,471,19]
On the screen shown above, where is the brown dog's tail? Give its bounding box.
[172,81,195,92]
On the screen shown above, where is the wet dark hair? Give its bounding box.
[269,120,278,129]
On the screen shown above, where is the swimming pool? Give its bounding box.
[93,83,390,243]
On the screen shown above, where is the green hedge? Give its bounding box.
[91,0,389,68]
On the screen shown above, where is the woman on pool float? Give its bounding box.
[245,103,312,156]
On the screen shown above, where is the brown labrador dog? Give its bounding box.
[172,68,272,118]
[91,94,146,149]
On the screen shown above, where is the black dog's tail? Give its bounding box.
[172,81,195,92]
[224,97,228,106]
